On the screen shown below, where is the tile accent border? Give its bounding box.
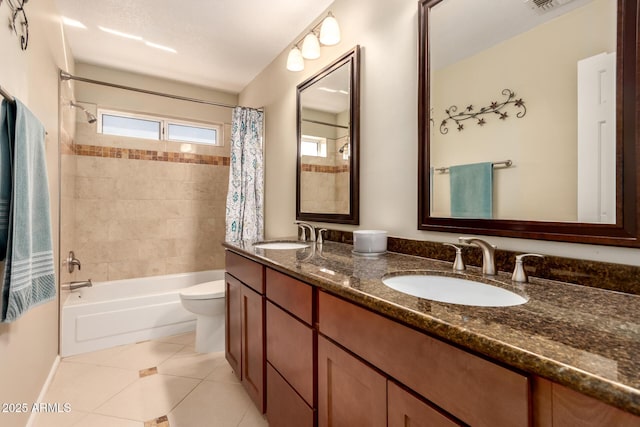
[324,229,640,295]
[144,415,170,427]
[301,164,349,173]
[139,367,158,378]
[73,143,230,166]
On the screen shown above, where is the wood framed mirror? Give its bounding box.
[296,46,360,225]
[418,0,639,247]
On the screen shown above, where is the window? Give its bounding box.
[101,113,161,140]
[97,109,222,146]
[301,135,327,157]
[167,122,217,145]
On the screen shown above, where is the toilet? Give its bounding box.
[179,280,226,353]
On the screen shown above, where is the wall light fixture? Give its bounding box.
[286,12,341,72]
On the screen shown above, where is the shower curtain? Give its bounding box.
[225,107,264,242]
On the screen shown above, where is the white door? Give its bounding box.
[577,52,616,224]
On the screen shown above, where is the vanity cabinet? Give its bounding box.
[225,252,265,413]
[265,268,316,427]
[225,248,640,425]
[533,377,640,427]
[318,291,529,427]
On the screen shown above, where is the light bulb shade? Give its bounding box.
[286,47,304,71]
[320,14,340,45]
[301,33,321,59]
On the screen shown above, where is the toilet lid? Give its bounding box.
[180,280,225,300]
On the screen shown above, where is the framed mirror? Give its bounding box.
[297,46,360,224]
[418,0,639,247]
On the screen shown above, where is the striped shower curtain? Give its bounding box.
[225,107,264,242]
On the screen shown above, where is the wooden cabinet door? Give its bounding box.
[266,363,314,427]
[241,284,265,413]
[318,336,386,427]
[388,381,461,427]
[225,273,242,379]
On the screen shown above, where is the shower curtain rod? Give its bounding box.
[302,118,349,129]
[59,71,261,111]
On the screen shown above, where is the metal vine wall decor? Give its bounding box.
[4,0,29,50]
[439,89,526,134]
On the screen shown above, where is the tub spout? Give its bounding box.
[62,279,93,291]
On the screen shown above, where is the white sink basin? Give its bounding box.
[382,274,527,307]
[254,242,310,250]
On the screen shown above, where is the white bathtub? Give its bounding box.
[61,270,224,357]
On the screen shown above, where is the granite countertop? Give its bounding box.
[223,239,640,416]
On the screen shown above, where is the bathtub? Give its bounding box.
[61,270,224,357]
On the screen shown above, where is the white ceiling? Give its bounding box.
[54,0,335,93]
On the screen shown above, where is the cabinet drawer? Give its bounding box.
[266,363,314,427]
[318,291,530,427]
[226,251,264,293]
[266,268,313,325]
[388,381,462,427]
[266,301,314,405]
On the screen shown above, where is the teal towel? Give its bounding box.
[0,101,14,259]
[449,162,493,219]
[1,99,56,323]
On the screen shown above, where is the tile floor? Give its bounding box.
[34,332,268,427]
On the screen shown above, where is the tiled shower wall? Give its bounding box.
[71,121,231,282]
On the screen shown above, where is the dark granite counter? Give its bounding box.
[223,239,640,416]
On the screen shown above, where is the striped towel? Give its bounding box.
[0,99,56,322]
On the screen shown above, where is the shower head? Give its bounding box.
[338,142,349,154]
[70,101,97,124]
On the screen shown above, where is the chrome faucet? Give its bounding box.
[294,221,316,242]
[62,279,92,291]
[458,237,496,275]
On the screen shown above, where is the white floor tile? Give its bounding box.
[238,405,269,427]
[73,413,144,427]
[204,356,241,384]
[63,343,135,366]
[44,362,139,412]
[99,341,185,371]
[157,347,225,379]
[32,409,89,427]
[94,374,200,421]
[167,381,253,427]
[153,331,196,346]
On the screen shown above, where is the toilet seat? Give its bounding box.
[180,280,225,300]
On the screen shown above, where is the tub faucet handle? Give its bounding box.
[67,251,81,273]
[443,243,465,271]
[512,254,544,283]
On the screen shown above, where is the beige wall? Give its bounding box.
[71,125,230,281]
[239,0,640,265]
[66,64,237,282]
[430,0,616,221]
[0,1,73,425]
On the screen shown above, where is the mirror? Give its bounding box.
[418,0,639,247]
[297,46,360,224]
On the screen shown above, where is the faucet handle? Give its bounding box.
[295,222,307,241]
[317,229,328,244]
[443,243,466,271]
[512,253,544,283]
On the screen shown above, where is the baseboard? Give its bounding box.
[25,355,60,427]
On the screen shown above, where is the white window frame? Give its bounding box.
[300,135,327,157]
[97,108,223,146]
